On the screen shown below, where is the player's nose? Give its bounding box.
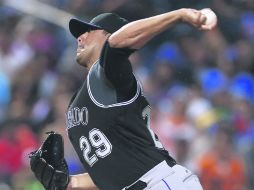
[77,37,83,45]
[77,32,89,44]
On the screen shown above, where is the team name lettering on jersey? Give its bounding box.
[66,107,88,130]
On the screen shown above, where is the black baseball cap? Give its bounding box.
[69,13,129,38]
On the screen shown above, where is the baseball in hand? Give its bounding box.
[200,8,217,29]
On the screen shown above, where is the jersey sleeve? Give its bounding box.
[99,40,137,101]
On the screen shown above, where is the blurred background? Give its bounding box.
[0,0,254,189]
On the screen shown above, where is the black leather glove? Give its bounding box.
[29,132,69,190]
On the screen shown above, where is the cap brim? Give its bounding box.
[69,18,102,38]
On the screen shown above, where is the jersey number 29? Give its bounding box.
[79,128,112,167]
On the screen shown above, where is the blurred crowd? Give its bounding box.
[0,0,254,190]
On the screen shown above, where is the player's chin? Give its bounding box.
[76,56,88,67]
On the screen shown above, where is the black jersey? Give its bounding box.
[66,41,176,190]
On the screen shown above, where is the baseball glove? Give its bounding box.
[29,131,69,190]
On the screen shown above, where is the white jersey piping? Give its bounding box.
[87,61,141,108]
